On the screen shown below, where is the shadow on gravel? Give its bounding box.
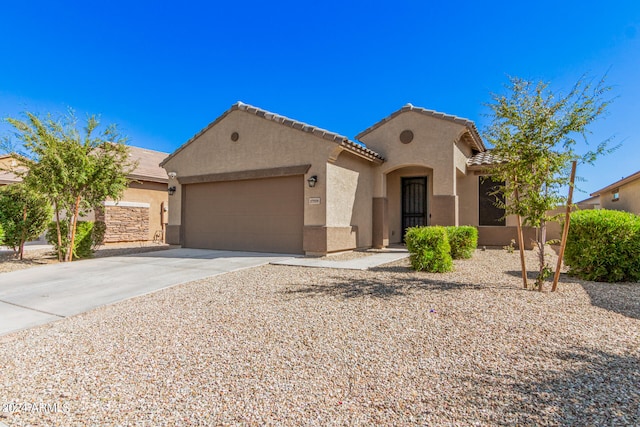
[0,252,56,265]
[462,346,640,425]
[284,275,483,299]
[505,270,545,280]
[579,281,640,320]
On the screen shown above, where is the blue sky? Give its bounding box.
[1,1,638,198]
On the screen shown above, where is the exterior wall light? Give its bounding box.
[307,175,318,188]
[168,172,177,179]
[168,186,177,195]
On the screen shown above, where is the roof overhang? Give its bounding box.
[161,102,385,167]
[356,103,486,152]
[590,169,640,197]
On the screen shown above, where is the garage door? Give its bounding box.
[183,175,304,254]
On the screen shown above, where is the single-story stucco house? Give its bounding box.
[586,169,640,215]
[161,102,533,255]
[1,147,169,244]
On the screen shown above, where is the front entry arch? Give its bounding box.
[375,165,433,245]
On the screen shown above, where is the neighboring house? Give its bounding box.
[0,155,24,186]
[0,148,169,243]
[575,195,600,210]
[161,102,534,255]
[587,170,640,214]
[96,146,170,243]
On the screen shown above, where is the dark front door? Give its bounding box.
[402,177,428,239]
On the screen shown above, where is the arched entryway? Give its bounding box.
[373,165,434,246]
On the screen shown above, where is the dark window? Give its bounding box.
[479,177,505,226]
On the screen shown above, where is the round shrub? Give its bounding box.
[405,226,453,273]
[564,209,640,282]
[446,226,478,259]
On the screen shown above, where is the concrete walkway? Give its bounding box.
[0,248,294,336]
[271,249,409,270]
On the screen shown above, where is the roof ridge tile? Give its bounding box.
[356,104,485,152]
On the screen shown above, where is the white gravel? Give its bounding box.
[0,249,638,426]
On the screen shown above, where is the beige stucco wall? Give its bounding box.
[327,151,374,249]
[360,110,484,243]
[162,110,339,232]
[599,179,640,214]
[99,181,168,241]
[457,169,476,225]
[118,181,168,241]
[360,111,469,197]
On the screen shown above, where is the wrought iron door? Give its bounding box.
[402,177,428,239]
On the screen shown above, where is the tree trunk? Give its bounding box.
[552,161,578,292]
[513,186,528,289]
[66,196,82,262]
[54,202,63,262]
[516,214,527,289]
[19,205,27,260]
[537,221,547,292]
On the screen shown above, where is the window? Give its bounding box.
[479,176,506,226]
[612,190,620,202]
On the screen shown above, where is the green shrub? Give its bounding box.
[46,220,106,259]
[74,222,97,259]
[0,184,52,257]
[446,226,478,259]
[564,209,640,282]
[0,223,4,245]
[405,226,453,272]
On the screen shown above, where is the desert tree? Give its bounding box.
[484,75,615,291]
[0,183,52,259]
[4,111,135,261]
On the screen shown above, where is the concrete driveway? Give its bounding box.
[0,248,294,336]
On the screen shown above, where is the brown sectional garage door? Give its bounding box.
[183,175,304,254]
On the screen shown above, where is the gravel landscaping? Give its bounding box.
[1,249,638,426]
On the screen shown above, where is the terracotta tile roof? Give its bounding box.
[161,102,385,166]
[126,146,169,183]
[590,169,640,197]
[355,103,486,152]
[466,150,505,168]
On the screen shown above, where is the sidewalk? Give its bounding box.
[271,248,408,270]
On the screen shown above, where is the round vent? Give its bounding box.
[400,130,414,144]
[231,132,239,142]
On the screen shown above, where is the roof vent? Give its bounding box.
[405,103,414,108]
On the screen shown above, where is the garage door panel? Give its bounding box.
[183,176,304,254]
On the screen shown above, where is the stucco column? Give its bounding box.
[372,197,389,248]
[430,195,458,226]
